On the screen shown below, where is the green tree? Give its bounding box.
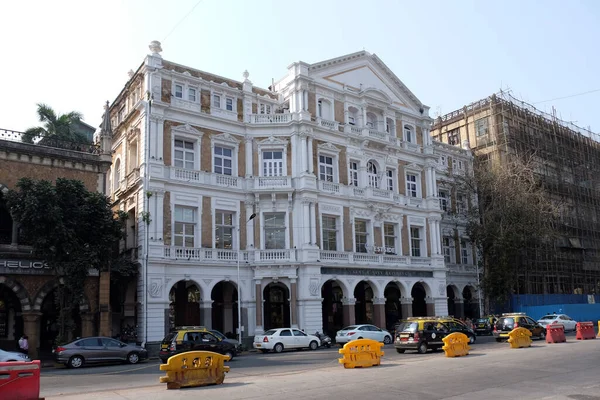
[22,103,89,145]
[6,178,122,343]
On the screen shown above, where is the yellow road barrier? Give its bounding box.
[338,338,384,369]
[159,351,230,389]
[442,332,471,357]
[597,321,600,338]
[507,327,532,349]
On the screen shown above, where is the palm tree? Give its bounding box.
[22,104,89,145]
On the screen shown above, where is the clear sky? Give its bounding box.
[2,0,599,133]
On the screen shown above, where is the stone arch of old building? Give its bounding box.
[410,281,432,317]
[0,276,32,311]
[168,280,203,329]
[210,280,239,338]
[383,281,404,331]
[263,281,290,331]
[321,279,346,337]
[32,279,91,313]
[446,284,461,318]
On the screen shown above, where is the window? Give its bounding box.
[440,155,447,167]
[175,84,183,99]
[366,112,376,129]
[317,100,322,117]
[322,215,337,251]
[367,161,378,188]
[188,88,196,102]
[215,211,234,249]
[410,227,422,257]
[442,237,453,263]
[460,239,469,264]
[349,161,359,186]
[406,173,418,198]
[114,159,121,191]
[260,104,271,114]
[438,190,449,212]
[386,169,394,191]
[264,213,286,249]
[213,94,221,108]
[447,129,459,145]
[214,146,233,175]
[383,223,396,254]
[404,125,414,143]
[354,220,368,253]
[348,116,355,125]
[475,118,489,136]
[262,151,283,177]
[319,155,334,182]
[226,97,234,111]
[118,106,126,123]
[174,206,196,247]
[456,193,467,214]
[280,330,292,337]
[174,139,195,169]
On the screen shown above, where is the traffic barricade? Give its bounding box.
[575,322,596,340]
[0,360,42,400]
[546,324,566,344]
[507,327,532,349]
[159,351,230,389]
[338,338,384,369]
[598,321,600,338]
[441,332,471,357]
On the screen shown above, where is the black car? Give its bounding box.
[473,318,493,335]
[159,327,237,363]
[394,317,476,354]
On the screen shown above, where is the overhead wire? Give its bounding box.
[533,88,600,105]
[162,0,205,43]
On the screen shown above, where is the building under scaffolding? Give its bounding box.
[431,91,600,296]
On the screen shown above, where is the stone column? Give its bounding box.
[98,270,111,337]
[303,201,311,246]
[245,136,253,177]
[255,280,263,331]
[342,298,356,327]
[373,297,386,329]
[223,302,234,334]
[454,299,465,319]
[10,220,19,246]
[426,298,436,316]
[245,202,255,249]
[200,300,212,329]
[300,135,308,174]
[309,202,317,246]
[22,311,42,360]
[81,312,94,338]
[290,279,298,328]
[307,136,314,175]
[400,297,413,319]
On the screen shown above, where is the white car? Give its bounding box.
[0,349,30,362]
[335,324,393,345]
[537,314,577,331]
[253,328,320,353]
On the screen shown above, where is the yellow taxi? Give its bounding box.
[493,313,546,342]
[159,326,237,363]
[394,316,476,354]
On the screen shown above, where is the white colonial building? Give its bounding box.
[101,42,477,349]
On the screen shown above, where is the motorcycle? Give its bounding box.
[314,331,332,348]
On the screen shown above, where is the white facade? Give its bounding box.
[107,42,477,347]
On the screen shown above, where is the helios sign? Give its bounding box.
[0,259,51,275]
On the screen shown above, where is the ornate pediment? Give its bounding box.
[317,142,340,153]
[211,132,240,145]
[172,123,203,137]
[257,135,289,146]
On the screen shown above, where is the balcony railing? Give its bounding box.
[319,251,426,266]
[255,176,292,190]
[249,113,292,124]
[368,129,388,140]
[0,128,100,154]
[319,181,340,193]
[162,246,295,263]
[126,168,140,188]
[170,168,242,189]
[316,118,339,130]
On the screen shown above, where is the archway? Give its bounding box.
[211,281,238,338]
[169,280,201,330]
[447,285,459,318]
[0,283,25,350]
[354,281,374,325]
[463,286,478,318]
[411,283,427,317]
[263,283,290,330]
[384,282,402,331]
[39,288,82,350]
[321,280,344,336]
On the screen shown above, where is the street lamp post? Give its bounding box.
[237,212,256,348]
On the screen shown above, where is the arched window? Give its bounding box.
[366,112,377,129]
[114,159,121,191]
[347,107,359,125]
[404,125,414,143]
[317,99,332,120]
[367,161,378,188]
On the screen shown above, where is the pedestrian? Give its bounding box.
[18,335,29,356]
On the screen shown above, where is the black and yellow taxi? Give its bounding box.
[159,326,237,363]
[493,313,546,342]
[394,316,476,354]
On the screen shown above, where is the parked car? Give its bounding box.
[0,349,30,362]
[537,314,577,331]
[159,326,237,363]
[473,318,493,335]
[53,337,147,368]
[253,328,320,353]
[394,316,476,354]
[335,324,393,345]
[493,313,546,342]
[209,329,240,349]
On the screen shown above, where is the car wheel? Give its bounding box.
[260,349,269,353]
[309,341,318,351]
[539,331,546,340]
[395,349,405,354]
[383,336,392,345]
[469,335,476,344]
[495,338,502,343]
[417,342,428,354]
[274,343,284,353]
[127,352,140,364]
[357,337,363,340]
[68,355,84,369]
[224,351,234,360]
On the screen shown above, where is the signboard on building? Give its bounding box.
[321,267,433,278]
[0,259,51,275]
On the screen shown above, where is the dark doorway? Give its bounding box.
[263,283,290,330]
[0,194,13,244]
[463,286,477,318]
[40,288,81,350]
[211,281,238,338]
[321,280,344,337]
[384,283,402,331]
[169,281,201,330]
[0,284,23,351]
[447,285,457,317]
[354,282,373,324]
[411,283,427,317]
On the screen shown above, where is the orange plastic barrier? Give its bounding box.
[546,324,566,344]
[0,360,42,400]
[576,322,596,340]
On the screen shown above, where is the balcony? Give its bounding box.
[402,141,422,153]
[249,113,292,124]
[170,168,242,189]
[254,176,292,190]
[319,181,340,194]
[344,125,364,135]
[316,118,339,131]
[319,251,429,266]
[368,128,388,141]
[162,246,296,263]
[125,168,141,188]
[447,263,477,274]
[211,107,238,122]
[172,98,201,113]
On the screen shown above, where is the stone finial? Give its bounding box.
[243,70,250,81]
[128,69,134,78]
[149,40,163,55]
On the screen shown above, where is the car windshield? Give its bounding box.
[263,330,277,336]
[497,317,514,326]
[162,332,178,343]
[341,326,358,331]
[539,315,557,320]
[474,318,488,323]
[395,322,418,333]
[210,330,227,340]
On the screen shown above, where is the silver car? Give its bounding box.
[0,349,31,362]
[53,336,148,368]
